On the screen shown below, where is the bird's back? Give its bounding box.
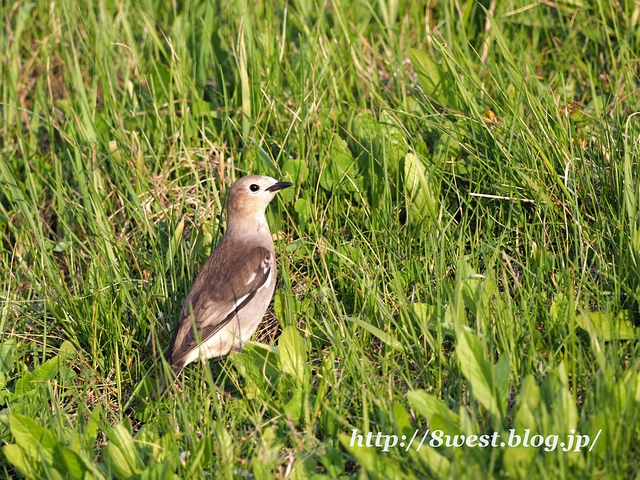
[168,236,276,372]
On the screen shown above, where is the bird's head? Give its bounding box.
[225,175,293,233]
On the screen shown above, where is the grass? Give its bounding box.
[1,0,640,478]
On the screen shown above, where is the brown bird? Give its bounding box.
[162,175,292,391]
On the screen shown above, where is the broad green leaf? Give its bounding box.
[624,115,638,226]
[236,341,281,383]
[334,153,359,181]
[503,443,536,479]
[187,437,213,478]
[273,289,286,321]
[433,129,462,164]
[58,341,77,360]
[458,258,481,312]
[320,152,360,194]
[324,134,361,191]
[443,298,465,326]
[550,292,569,322]
[319,410,339,437]
[0,339,16,373]
[281,158,308,184]
[444,256,475,327]
[214,421,234,476]
[103,424,143,479]
[414,445,451,479]
[339,434,413,480]
[14,356,60,395]
[505,377,540,477]
[251,456,271,480]
[85,405,102,452]
[345,316,405,352]
[314,350,335,418]
[319,163,335,191]
[165,216,184,272]
[577,310,640,341]
[13,343,76,396]
[294,197,312,227]
[540,363,578,434]
[403,153,438,224]
[410,303,435,323]
[408,49,458,110]
[3,444,37,480]
[53,445,99,480]
[320,153,362,193]
[461,273,497,326]
[553,380,578,434]
[330,133,351,157]
[379,110,407,178]
[493,353,510,415]
[243,340,280,357]
[514,375,541,430]
[148,64,171,104]
[349,111,386,201]
[278,326,309,386]
[229,347,272,400]
[284,388,305,422]
[140,459,180,480]
[57,342,78,383]
[9,413,57,465]
[351,111,380,150]
[409,49,443,102]
[281,158,306,201]
[455,325,503,424]
[317,448,346,479]
[407,390,461,432]
[393,403,413,439]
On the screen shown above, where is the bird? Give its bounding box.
[160,175,293,392]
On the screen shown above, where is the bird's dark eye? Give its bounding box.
[249,184,260,192]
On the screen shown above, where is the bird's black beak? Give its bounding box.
[267,181,294,192]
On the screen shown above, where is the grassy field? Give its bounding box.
[1,0,640,478]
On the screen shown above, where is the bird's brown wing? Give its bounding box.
[168,242,272,367]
